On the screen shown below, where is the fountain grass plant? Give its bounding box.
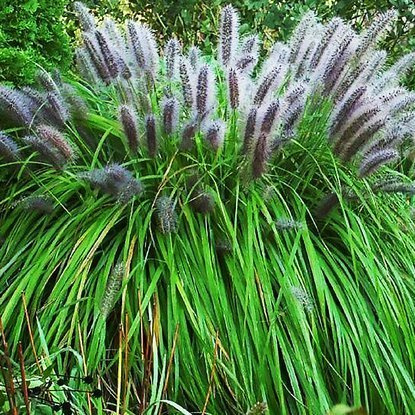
[1,3,415,414]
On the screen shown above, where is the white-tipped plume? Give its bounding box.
[218,5,240,67]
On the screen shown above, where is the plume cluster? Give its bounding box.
[79,164,143,203]
[1,3,414,226]
[0,69,85,131]
[66,4,415,181]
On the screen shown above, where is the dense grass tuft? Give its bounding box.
[1,3,415,414]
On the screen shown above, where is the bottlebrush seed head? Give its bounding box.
[275,218,304,231]
[290,286,314,312]
[179,58,195,108]
[204,119,226,150]
[84,34,111,84]
[142,26,159,76]
[51,69,63,87]
[74,2,96,32]
[228,67,240,109]
[0,86,34,127]
[372,178,415,196]
[78,168,107,190]
[196,65,215,117]
[95,30,120,78]
[61,84,89,121]
[181,120,198,151]
[21,87,46,115]
[334,104,381,154]
[280,100,305,139]
[376,116,415,149]
[76,47,100,83]
[318,31,355,94]
[14,195,54,215]
[37,124,75,161]
[293,37,318,79]
[386,92,415,116]
[283,83,307,107]
[372,52,415,93]
[103,18,125,52]
[354,10,398,62]
[37,70,57,92]
[252,132,269,179]
[119,105,139,152]
[235,55,256,73]
[264,42,290,68]
[0,133,19,161]
[188,46,201,71]
[145,114,157,157]
[329,85,367,137]
[117,177,143,204]
[120,61,133,80]
[358,148,398,177]
[260,100,280,134]
[164,38,181,79]
[340,117,385,161]
[84,35,111,85]
[375,124,405,149]
[126,22,159,76]
[219,5,240,67]
[241,35,260,56]
[309,17,343,70]
[288,11,317,65]
[242,107,258,154]
[162,96,180,135]
[45,92,70,127]
[126,21,146,69]
[379,87,407,104]
[246,402,268,415]
[100,263,124,319]
[155,196,178,234]
[15,195,54,215]
[23,135,66,169]
[106,163,131,184]
[253,65,285,106]
[334,50,386,99]
[80,164,142,203]
[190,191,215,215]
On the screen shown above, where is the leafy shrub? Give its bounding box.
[0,0,72,86]
[1,3,415,414]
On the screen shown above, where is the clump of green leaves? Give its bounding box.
[0,0,72,86]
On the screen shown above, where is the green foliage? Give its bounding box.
[0,0,72,86]
[1,78,415,413]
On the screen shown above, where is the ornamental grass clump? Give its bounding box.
[2,5,413,193]
[1,4,415,415]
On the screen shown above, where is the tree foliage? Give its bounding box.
[0,0,72,86]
